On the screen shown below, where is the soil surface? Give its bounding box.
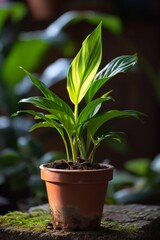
[44,159,107,170]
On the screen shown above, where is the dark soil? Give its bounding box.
[44,159,107,170]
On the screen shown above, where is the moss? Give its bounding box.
[0,211,139,234]
[0,211,52,232]
[0,211,140,239]
[101,220,139,234]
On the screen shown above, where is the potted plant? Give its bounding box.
[13,23,143,231]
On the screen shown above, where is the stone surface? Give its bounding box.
[0,204,160,240]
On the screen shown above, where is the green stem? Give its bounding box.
[74,103,78,121]
[72,103,78,162]
[78,137,86,160]
[61,133,70,161]
[69,135,77,163]
[86,133,91,159]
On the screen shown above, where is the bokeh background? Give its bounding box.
[0,0,160,213]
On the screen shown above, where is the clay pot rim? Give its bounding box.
[39,163,114,173]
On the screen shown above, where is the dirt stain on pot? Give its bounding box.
[51,207,101,231]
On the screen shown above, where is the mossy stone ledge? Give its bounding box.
[0,204,160,240]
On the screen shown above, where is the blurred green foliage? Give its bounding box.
[107,155,160,204]
[0,2,27,28]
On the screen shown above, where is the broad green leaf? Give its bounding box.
[87,110,143,138]
[77,93,113,134]
[19,96,74,134]
[124,158,151,176]
[12,110,64,136]
[20,68,73,117]
[2,40,49,85]
[86,54,138,102]
[96,54,138,78]
[20,96,74,122]
[12,110,70,160]
[67,23,102,104]
[30,122,61,132]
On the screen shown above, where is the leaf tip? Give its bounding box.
[19,66,23,70]
[11,112,18,117]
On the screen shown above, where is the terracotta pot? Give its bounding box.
[40,163,113,231]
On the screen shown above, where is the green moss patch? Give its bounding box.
[0,211,52,232]
[101,220,139,234]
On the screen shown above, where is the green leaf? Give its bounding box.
[20,68,73,116]
[2,40,49,85]
[97,54,138,78]
[12,110,71,160]
[77,93,113,134]
[24,74,74,125]
[99,132,123,143]
[87,110,142,138]
[88,131,123,162]
[19,96,74,134]
[12,109,65,136]
[124,158,151,176]
[93,132,123,151]
[20,96,74,121]
[86,54,138,102]
[67,23,102,104]
[30,122,59,132]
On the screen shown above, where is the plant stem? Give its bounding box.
[61,133,70,161]
[74,103,78,121]
[69,135,77,163]
[72,103,79,162]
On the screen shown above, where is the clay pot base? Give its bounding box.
[51,207,101,231]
